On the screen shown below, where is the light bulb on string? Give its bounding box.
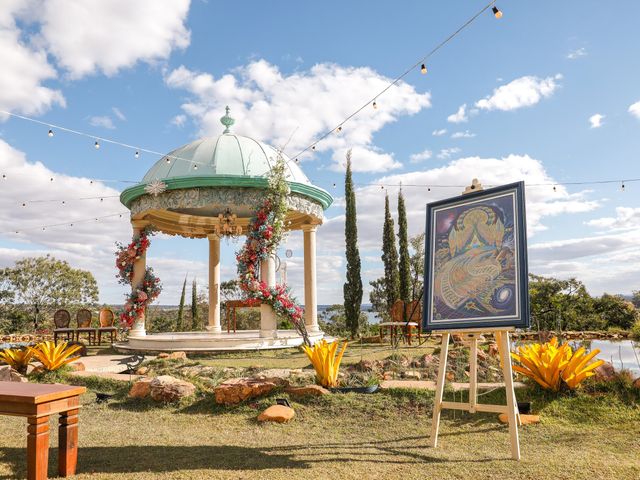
[332,183,336,188]
[100,198,104,202]
[311,145,316,150]
[553,185,557,192]
[48,129,54,137]
[421,64,427,74]
[372,100,378,109]
[2,174,5,179]
[621,181,625,191]
[337,126,342,133]
[295,158,299,163]
[62,201,65,206]
[193,163,198,170]
[165,157,171,164]
[428,188,431,192]
[94,140,100,149]
[50,177,54,182]
[135,151,139,159]
[492,6,503,19]
[21,203,26,207]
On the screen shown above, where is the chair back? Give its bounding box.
[390,300,405,322]
[405,300,422,323]
[99,308,115,327]
[53,309,71,328]
[76,308,93,328]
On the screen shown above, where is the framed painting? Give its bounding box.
[422,181,530,331]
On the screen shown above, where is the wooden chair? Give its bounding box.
[378,300,405,344]
[404,300,423,345]
[379,300,422,345]
[53,309,74,344]
[75,308,96,345]
[97,308,118,345]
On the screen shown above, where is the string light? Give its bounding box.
[50,177,54,182]
[421,64,427,74]
[337,126,342,133]
[2,174,5,179]
[311,145,316,150]
[553,185,557,192]
[372,100,378,109]
[193,164,198,170]
[621,181,625,191]
[165,158,171,164]
[48,129,54,137]
[135,151,139,159]
[492,6,503,19]
[94,140,100,149]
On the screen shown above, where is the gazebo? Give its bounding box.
[115,108,333,352]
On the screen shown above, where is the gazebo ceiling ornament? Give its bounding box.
[215,207,242,237]
[220,105,235,134]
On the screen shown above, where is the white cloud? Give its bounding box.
[432,129,447,136]
[171,114,187,128]
[447,104,468,123]
[586,206,640,231]
[437,147,461,159]
[89,115,115,129]
[589,113,604,128]
[112,107,126,121]
[0,3,65,116]
[451,130,475,139]
[566,47,587,60]
[409,149,432,163]
[38,0,191,79]
[165,59,432,172]
[475,74,562,112]
[628,100,640,119]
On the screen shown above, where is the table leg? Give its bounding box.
[27,416,49,480]
[58,409,79,476]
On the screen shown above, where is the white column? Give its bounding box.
[302,224,319,333]
[259,254,277,337]
[130,222,148,336]
[207,234,222,333]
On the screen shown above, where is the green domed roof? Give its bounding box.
[120,108,332,210]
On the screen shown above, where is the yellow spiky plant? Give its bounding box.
[302,339,348,388]
[0,348,35,374]
[30,341,82,372]
[511,337,605,391]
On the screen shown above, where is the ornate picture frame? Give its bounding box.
[422,181,530,331]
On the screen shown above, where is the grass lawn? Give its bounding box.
[1,375,639,479]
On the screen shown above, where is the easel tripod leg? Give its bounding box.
[429,332,450,448]
[499,331,521,460]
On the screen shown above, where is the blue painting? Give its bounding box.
[423,182,529,331]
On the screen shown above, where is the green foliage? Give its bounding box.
[630,321,640,340]
[381,194,400,312]
[632,290,640,309]
[191,279,199,330]
[146,307,177,333]
[593,293,638,330]
[0,255,99,331]
[319,304,369,337]
[409,233,425,302]
[368,277,388,322]
[343,150,363,338]
[176,276,187,331]
[397,189,411,309]
[0,308,32,334]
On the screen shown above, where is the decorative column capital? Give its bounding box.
[301,223,318,233]
[131,219,150,231]
[207,233,221,241]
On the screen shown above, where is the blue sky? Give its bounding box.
[1,0,639,305]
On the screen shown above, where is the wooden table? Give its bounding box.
[0,382,86,480]
[224,299,259,333]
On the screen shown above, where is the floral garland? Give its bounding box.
[236,157,310,346]
[115,228,162,329]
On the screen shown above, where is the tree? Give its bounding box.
[176,276,187,331]
[381,193,399,313]
[632,290,640,309]
[593,294,638,330]
[343,150,363,338]
[409,233,425,302]
[190,279,199,330]
[397,188,411,309]
[1,255,98,330]
[319,304,369,337]
[368,277,389,322]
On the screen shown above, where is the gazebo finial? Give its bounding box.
[220,106,235,134]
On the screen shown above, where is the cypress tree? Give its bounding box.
[191,278,199,330]
[381,194,400,313]
[343,150,363,338]
[398,188,411,311]
[176,276,187,331]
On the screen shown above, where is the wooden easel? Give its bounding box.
[429,179,522,460]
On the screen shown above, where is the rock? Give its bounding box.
[285,385,330,398]
[382,371,394,380]
[488,343,499,357]
[402,370,421,380]
[446,371,455,382]
[420,354,436,367]
[257,405,295,423]
[214,377,289,405]
[452,334,464,344]
[594,362,616,382]
[0,365,28,382]
[149,375,196,402]
[253,368,292,380]
[135,366,149,375]
[69,362,85,372]
[66,341,88,357]
[498,413,540,425]
[180,365,217,377]
[168,351,187,360]
[128,378,153,399]
[157,353,169,359]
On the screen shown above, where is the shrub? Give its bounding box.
[30,341,82,371]
[0,347,35,374]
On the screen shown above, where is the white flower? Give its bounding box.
[144,179,168,196]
